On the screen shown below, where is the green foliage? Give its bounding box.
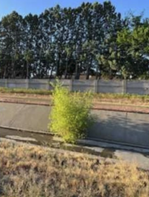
[48,81,94,143]
[1,6,149,79]
[0,1,123,79]
[116,19,149,79]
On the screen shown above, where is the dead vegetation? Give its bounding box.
[0,140,149,197]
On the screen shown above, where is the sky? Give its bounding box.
[0,0,149,19]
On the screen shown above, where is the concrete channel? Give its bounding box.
[0,102,149,170]
[0,102,149,148]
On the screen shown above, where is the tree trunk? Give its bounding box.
[26,61,29,79]
[75,60,79,79]
[86,64,90,80]
[64,59,68,79]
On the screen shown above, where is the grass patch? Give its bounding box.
[0,140,149,197]
[94,92,149,101]
[1,87,149,103]
[0,87,52,95]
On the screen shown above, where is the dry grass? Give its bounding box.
[0,87,51,95]
[1,87,149,103]
[0,140,149,197]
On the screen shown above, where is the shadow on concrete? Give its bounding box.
[88,110,149,149]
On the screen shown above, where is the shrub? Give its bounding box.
[48,81,94,143]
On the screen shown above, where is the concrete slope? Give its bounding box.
[0,102,149,148]
[89,110,149,148]
[0,103,50,132]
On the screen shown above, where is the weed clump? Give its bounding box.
[48,81,94,143]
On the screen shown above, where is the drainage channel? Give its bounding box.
[1,127,149,170]
[0,127,116,159]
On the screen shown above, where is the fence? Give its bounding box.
[0,79,149,94]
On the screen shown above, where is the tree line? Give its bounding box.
[0,1,149,79]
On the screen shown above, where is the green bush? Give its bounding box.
[48,82,94,143]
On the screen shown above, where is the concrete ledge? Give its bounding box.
[0,125,51,135]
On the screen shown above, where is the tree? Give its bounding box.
[1,2,148,79]
[24,50,34,78]
[117,16,149,79]
[0,11,24,78]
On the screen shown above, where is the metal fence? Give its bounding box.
[0,79,149,95]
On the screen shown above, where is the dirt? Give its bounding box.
[0,93,149,113]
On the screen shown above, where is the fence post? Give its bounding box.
[94,80,98,93]
[48,79,50,90]
[5,79,8,88]
[69,79,73,91]
[26,79,29,89]
[122,80,127,94]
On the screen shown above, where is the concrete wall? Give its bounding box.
[0,102,149,148]
[1,79,149,95]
